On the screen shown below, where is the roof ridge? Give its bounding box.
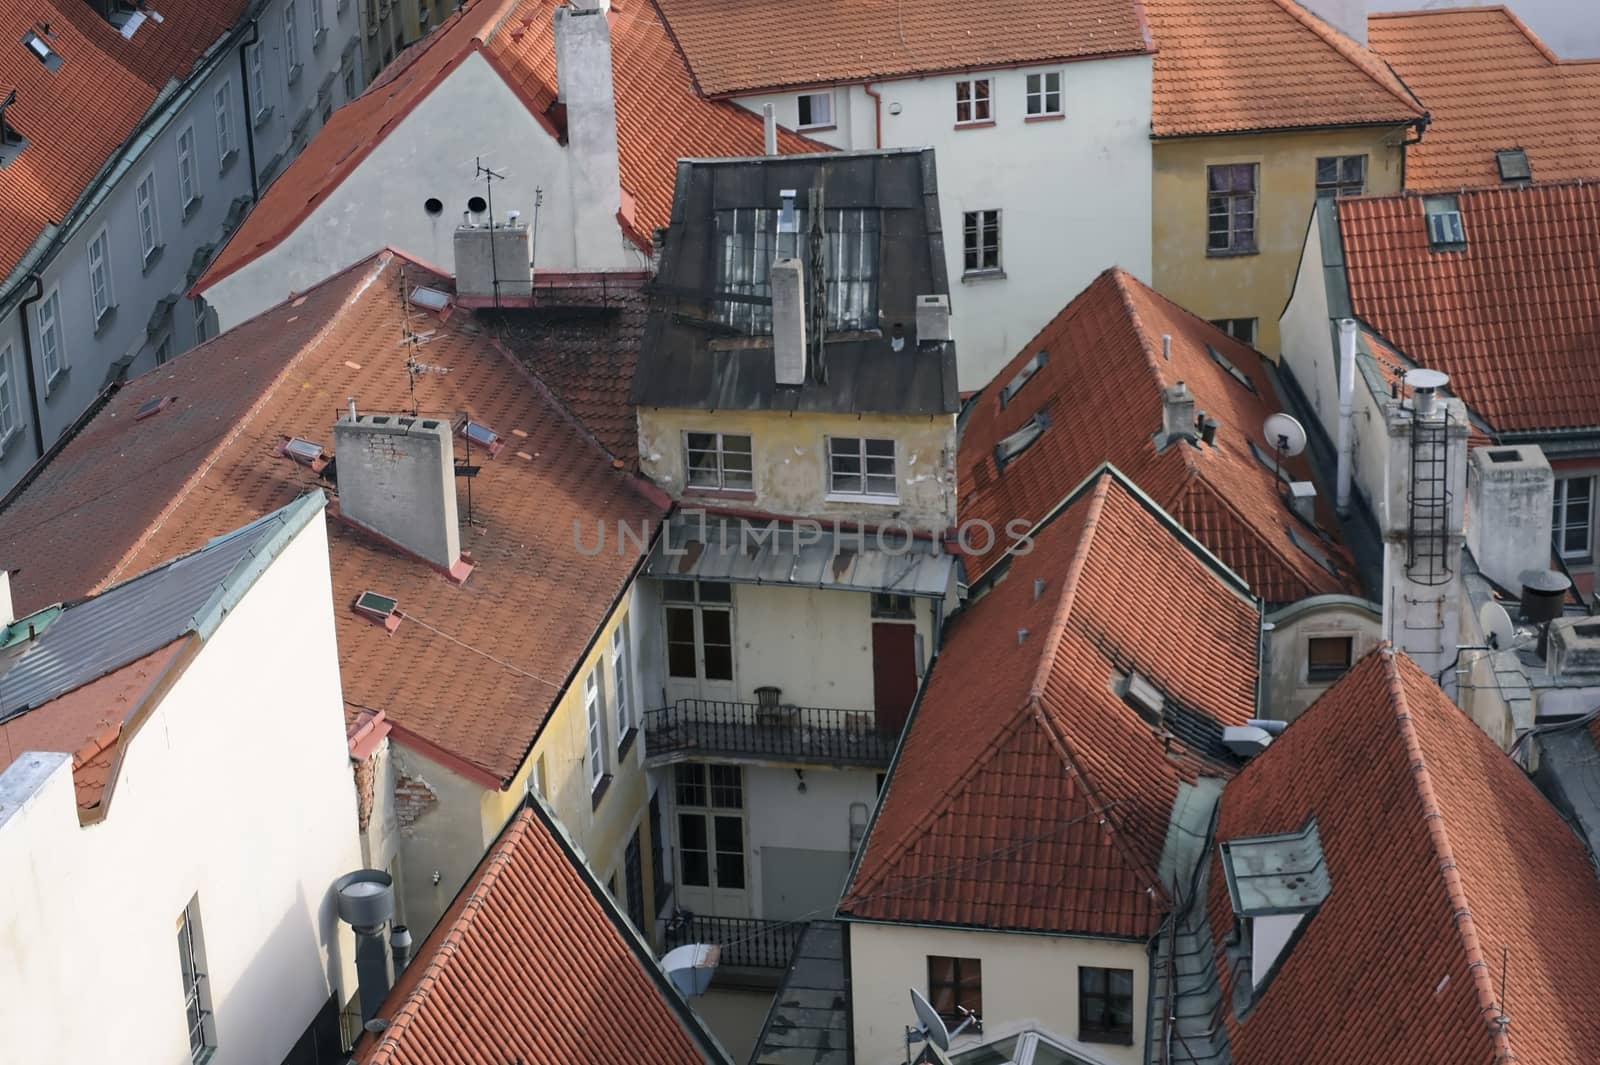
[1269,0,1426,115]
[1111,268,1196,475]
[1381,647,1516,1061]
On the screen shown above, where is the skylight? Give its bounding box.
[410,286,451,312]
[1206,344,1255,393]
[134,395,174,421]
[353,591,402,632]
[998,350,1047,409]
[1495,148,1531,183]
[22,29,62,72]
[1117,669,1165,727]
[1423,195,1466,249]
[1247,439,1293,483]
[458,419,506,457]
[1286,525,1339,577]
[994,411,1049,470]
[278,436,330,473]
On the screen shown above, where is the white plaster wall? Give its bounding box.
[203,51,647,330]
[745,764,879,916]
[849,921,1148,1065]
[1263,600,1383,721]
[0,513,364,1065]
[733,55,1155,389]
[1278,208,1337,434]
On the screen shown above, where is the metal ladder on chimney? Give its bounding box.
[1406,409,1454,586]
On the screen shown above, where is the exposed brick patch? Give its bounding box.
[353,754,378,832]
[394,770,439,831]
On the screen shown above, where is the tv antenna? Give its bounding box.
[1262,412,1307,492]
[395,264,450,414]
[474,155,507,307]
[905,988,981,1064]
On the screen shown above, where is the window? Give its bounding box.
[871,593,914,619]
[713,207,880,333]
[214,83,235,160]
[955,78,992,125]
[797,91,833,129]
[650,792,669,905]
[1424,195,1465,248]
[1078,966,1134,1044]
[928,956,982,1025]
[584,666,609,787]
[664,581,733,683]
[177,125,197,210]
[155,335,173,366]
[675,764,745,891]
[311,0,326,37]
[1209,318,1256,345]
[193,297,210,344]
[963,210,1000,274]
[1025,71,1062,117]
[1496,148,1531,183]
[22,30,63,71]
[249,46,267,119]
[37,289,63,385]
[685,431,754,492]
[177,898,216,1063]
[133,173,161,262]
[87,228,113,322]
[1207,164,1257,254]
[1306,635,1353,683]
[1206,344,1255,393]
[994,411,1049,469]
[623,829,645,930]
[1314,155,1366,198]
[1555,476,1594,561]
[344,64,358,102]
[284,2,301,76]
[0,344,17,443]
[999,350,1047,408]
[611,620,633,749]
[828,436,897,499]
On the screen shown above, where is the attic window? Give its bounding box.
[410,286,451,312]
[998,351,1047,408]
[134,395,175,421]
[1495,148,1531,183]
[1287,525,1339,577]
[1117,669,1166,727]
[1247,439,1293,484]
[22,29,62,71]
[1423,195,1465,249]
[353,591,402,633]
[0,90,24,166]
[1206,344,1256,393]
[994,411,1049,471]
[458,419,505,457]
[277,436,331,473]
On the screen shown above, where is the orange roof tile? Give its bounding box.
[1337,182,1600,434]
[356,805,722,1064]
[199,0,820,290]
[0,1,244,281]
[1209,647,1600,1063]
[842,473,1259,938]
[958,268,1357,602]
[652,0,1151,98]
[1144,0,1423,137]
[1370,7,1600,191]
[0,251,666,786]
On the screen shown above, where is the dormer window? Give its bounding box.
[1495,148,1531,183]
[277,435,330,473]
[1117,669,1165,728]
[1424,195,1465,249]
[998,350,1046,408]
[994,411,1049,471]
[1220,819,1330,1007]
[0,91,25,166]
[1206,343,1256,393]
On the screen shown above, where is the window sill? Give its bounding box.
[287,64,304,86]
[1206,246,1259,259]
[684,486,757,501]
[1025,112,1066,123]
[798,123,836,133]
[0,425,21,459]
[43,366,67,399]
[141,245,165,275]
[253,106,274,130]
[1078,1031,1134,1047]
[92,306,118,335]
[825,491,900,506]
[313,27,328,49]
[953,120,995,130]
[617,727,638,759]
[219,148,239,175]
[962,268,1006,283]
[1306,669,1348,684]
[182,195,203,222]
[590,773,614,810]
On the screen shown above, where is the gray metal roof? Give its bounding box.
[0,492,326,725]
[1220,818,1331,917]
[646,513,954,598]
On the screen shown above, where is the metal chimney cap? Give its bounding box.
[334,869,395,929]
[1520,569,1571,594]
[1404,368,1450,392]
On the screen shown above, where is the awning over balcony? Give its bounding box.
[646,513,954,597]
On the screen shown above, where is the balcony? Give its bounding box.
[663,911,806,973]
[643,698,898,767]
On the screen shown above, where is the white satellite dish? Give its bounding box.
[661,943,719,998]
[1263,413,1308,458]
[910,988,952,1051]
[1479,600,1516,651]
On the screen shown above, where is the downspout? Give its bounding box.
[237,18,261,202]
[1335,317,1358,516]
[863,82,883,149]
[16,275,45,460]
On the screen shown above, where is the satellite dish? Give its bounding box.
[1404,368,1450,392]
[910,988,952,1051]
[662,943,720,998]
[1263,413,1308,458]
[1480,600,1516,651]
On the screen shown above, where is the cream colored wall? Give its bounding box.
[848,921,1148,1065]
[1262,599,1382,722]
[638,407,958,532]
[1152,127,1406,357]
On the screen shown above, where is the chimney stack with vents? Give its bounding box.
[333,413,470,580]
[771,259,807,386]
[1160,381,1197,445]
[1466,445,1554,593]
[554,5,628,269]
[916,295,951,344]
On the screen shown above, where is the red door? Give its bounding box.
[872,623,919,737]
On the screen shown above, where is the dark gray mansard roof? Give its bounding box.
[634,149,959,417]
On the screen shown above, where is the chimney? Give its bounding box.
[0,569,12,628]
[1335,317,1358,515]
[916,294,951,344]
[1287,480,1317,524]
[1548,618,1600,680]
[453,221,532,303]
[333,413,469,580]
[554,5,623,266]
[762,103,778,156]
[334,870,398,1026]
[771,258,807,386]
[1160,381,1197,444]
[1297,0,1366,45]
[1465,445,1554,592]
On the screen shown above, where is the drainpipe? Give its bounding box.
[16,275,45,460]
[863,82,883,149]
[1335,317,1358,517]
[237,18,261,202]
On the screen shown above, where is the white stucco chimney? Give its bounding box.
[1296,0,1367,46]
[554,5,623,260]
[454,222,533,302]
[1160,381,1198,445]
[333,412,469,580]
[1466,444,1554,592]
[771,258,807,386]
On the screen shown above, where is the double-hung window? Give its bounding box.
[928,956,982,1025]
[675,763,745,892]
[1555,476,1595,561]
[177,125,197,211]
[38,289,63,386]
[664,581,733,683]
[584,665,608,789]
[685,431,753,492]
[136,173,160,261]
[87,228,113,322]
[828,437,897,500]
[284,2,301,78]
[0,344,17,443]
[1207,163,1258,254]
[1078,966,1135,1044]
[963,210,1001,274]
[249,45,268,120]
[177,898,216,1063]
[955,78,992,125]
[1314,155,1366,198]
[1025,71,1062,117]
[214,83,235,161]
[611,620,633,750]
[797,91,833,129]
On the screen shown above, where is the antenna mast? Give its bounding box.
[397,265,450,416]
[474,156,508,308]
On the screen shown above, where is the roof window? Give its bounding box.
[1206,343,1256,393]
[994,411,1049,471]
[277,435,331,473]
[1247,438,1293,484]
[22,27,62,71]
[1495,148,1531,183]
[458,418,506,457]
[1286,524,1339,577]
[998,350,1047,409]
[134,395,175,421]
[410,286,451,312]
[1423,195,1465,249]
[1117,669,1166,728]
[0,90,25,167]
[353,590,402,633]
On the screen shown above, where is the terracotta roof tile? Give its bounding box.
[1144,0,1423,137]
[842,474,1259,938]
[356,806,720,1064]
[0,252,666,785]
[0,0,245,280]
[958,267,1357,602]
[199,0,820,289]
[1370,7,1600,191]
[1210,648,1600,1063]
[653,0,1150,98]
[1337,182,1600,434]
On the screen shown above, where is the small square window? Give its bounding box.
[871,593,914,619]
[1314,155,1366,198]
[955,78,992,125]
[1208,318,1257,345]
[1307,635,1353,682]
[828,437,897,499]
[1424,195,1466,248]
[797,91,833,129]
[686,431,754,492]
[674,763,707,808]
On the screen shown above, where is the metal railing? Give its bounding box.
[643,698,898,766]
[663,911,806,972]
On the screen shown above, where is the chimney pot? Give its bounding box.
[1200,416,1220,446]
[1033,577,1045,601]
[1162,334,1172,361]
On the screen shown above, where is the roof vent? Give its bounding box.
[1287,480,1317,524]
[333,870,400,1029]
[1495,148,1531,183]
[916,294,951,344]
[1221,724,1273,757]
[1404,368,1449,417]
[1118,669,1165,726]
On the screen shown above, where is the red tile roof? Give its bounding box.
[198,0,820,290]
[0,251,666,786]
[1144,0,1423,137]
[841,473,1259,938]
[652,0,1151,98]
[356,805,721,1065]
[1337,182,1600,434]
[1370,7,1600,191]
[1209,647,1600,1064]
[959,268,1357,602]
[0,1,244,280]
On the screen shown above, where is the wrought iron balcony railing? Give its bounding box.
[643,698,898,766]
[663,911,807,972]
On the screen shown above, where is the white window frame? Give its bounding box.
[611,620,632,748]
[827,436,898,502]
[37,288,64,387]
[684,430,754,493]
[177,125,197,210]
[955,77,993,125]
[797,90,834,129]
[1025,70,1063,117]
[1555,475,1595,561]
[0,343,17,445]
[87,227,113,322]
[963,209,1001,274]
[284,2,301,76]
[213,83,235,161]
[177,897,216,1064]
[135,172,160,261]
[193,296,209,344]
[249,45,267,119]
[585,665,608,787]
[311,0,326,37]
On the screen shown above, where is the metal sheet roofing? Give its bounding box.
[1219,818,1330,916]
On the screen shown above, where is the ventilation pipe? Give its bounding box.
[334,870,398,1026]
[762,103,778,156]
[390,925,413,975]
[1335,318,1357,516]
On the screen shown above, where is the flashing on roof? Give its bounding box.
[1423,195,1466,249]
[277,436,331,474]
[458,419,506,458]
[994,410,1050,471]
[22,27,62,72]
[998,350,1048,409]
[1286,524,1339,578]
[1495,148,1531,184]
[1206,344,1256,393]
[134,395,176,421]
[353,590,402,633]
